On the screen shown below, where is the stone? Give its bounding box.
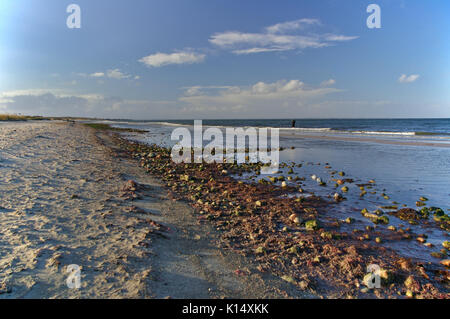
[281,275,296,284]
[305,219,319,231]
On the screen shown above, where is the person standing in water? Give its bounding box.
[291,120,296,128]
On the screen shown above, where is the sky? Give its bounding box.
[0,0,449,119]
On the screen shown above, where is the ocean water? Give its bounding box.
[104,118,450,264]
[107,118,450,136]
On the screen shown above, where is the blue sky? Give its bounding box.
[0,0,449,119]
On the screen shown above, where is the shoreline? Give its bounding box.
[109,125,449,298]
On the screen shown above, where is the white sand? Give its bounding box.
[0,121,159,298]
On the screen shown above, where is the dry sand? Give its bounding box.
[0,121,310,299]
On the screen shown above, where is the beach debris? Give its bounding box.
[419,207,430,218]
[416,201,426,207]
[321,231,333,240]
[388,208,425,222]
[287,245,301,254]
[289,213,302,224]
[360,209,389,225]
[281,275,296,285]
[404,275,420,292]
[333,193,343,202]
[255,246,266,254]
[416,237,427,244]
[305,219,319,231]
[430,252,445,259]
[344,217,355,224]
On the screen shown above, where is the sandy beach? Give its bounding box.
[0,121,309,298]
[0,121,448,299]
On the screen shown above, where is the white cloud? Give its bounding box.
[182,86,236,96]
[398,74,420,83]
[322,34,358,42]
[139,51,206,68]
[232,47,289,55]
[79,69,138,80]
[209,19,358,55]
[265,18,321,34]
[106,69,131,80]
[90,72,105,78]
[320,79,336,87]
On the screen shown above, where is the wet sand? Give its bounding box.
[0,121,308,298]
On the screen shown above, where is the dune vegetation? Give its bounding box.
[0,114,44,121]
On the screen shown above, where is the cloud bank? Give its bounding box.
[179,79,341,117]
[0,90,179,119]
